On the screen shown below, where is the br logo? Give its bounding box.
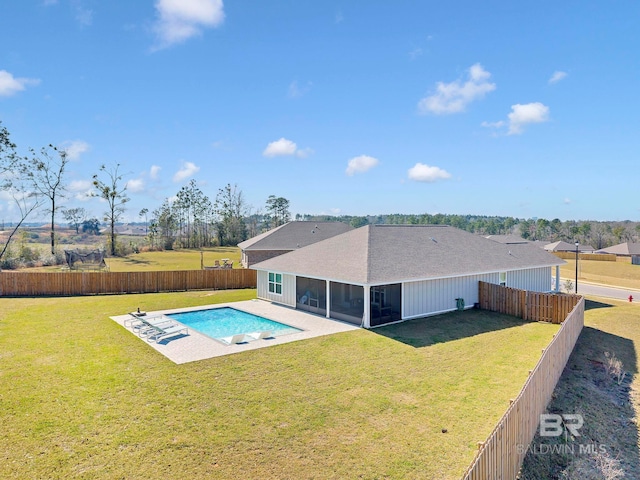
[539,414,583,437]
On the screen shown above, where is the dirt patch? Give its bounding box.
[519,326,639,479]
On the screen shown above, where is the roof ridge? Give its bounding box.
[365,224,372,284]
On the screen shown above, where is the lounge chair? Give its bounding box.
[246,331,272,341]
[125,313,165,329]
[220,333,246,345]
[134,316,177,338]
[146,323,189,343]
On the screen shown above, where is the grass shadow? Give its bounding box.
[120,258,152,266]
[373,309,532,348]
[520,326,639,478]
[584,298,614,311]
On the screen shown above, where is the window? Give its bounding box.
[268,272,283,295]
[499,272,507,286]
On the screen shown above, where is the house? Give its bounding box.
[238,221,353,268]
[252,224,565,328]
[485,234,531,244]
[596,242,640,257]
[99,224,148,236]
[544,241,594,253]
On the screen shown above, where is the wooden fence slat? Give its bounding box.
[0,269,257,296]
[462,284,584,480]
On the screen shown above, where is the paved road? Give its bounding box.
[559,279,640,303]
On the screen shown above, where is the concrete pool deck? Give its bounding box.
[111,299,361,364]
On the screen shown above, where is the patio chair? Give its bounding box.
[146,323,189,344]
[214,260,221,267]
[224,261,233,269]
[135,316,177,338]
[220,333,246,345]
[246,331,272,341]
[125,313,166,329]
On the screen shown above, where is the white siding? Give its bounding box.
[403,273,493,319]
[256,270,296,307]
[402,267,554,319]
[506,267,552,292]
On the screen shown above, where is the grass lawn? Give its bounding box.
[560,259,640,290]
[520,298,640,478]
[27,247,242,272]
[0,291,559,479]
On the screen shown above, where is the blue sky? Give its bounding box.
[1,1,639,224]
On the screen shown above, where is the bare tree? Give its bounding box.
[93,164,129,256]
[139,208,149,234]
[0,189,43,265]
[63,207,88,234]
[22,145,69,254]
[0,123,43,265]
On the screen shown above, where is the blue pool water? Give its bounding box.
[167,307,301,340]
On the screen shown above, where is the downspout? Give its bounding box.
[363,285,371,328]
[326,281,331,318]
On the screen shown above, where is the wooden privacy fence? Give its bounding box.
[552,251,616,262]
[461,296,585,480]
[0,269,256,296]
[478,281,581,324]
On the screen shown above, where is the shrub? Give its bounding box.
[603,352,626,385]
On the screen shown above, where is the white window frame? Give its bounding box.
[268,272,283,295]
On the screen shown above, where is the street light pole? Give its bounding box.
[575,241,579,294]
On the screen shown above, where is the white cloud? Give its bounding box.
[564,198,571,205]
[68,179,94,201]
[346,155,379,176]
[408,47,423,60]
[153,0,225,49]
[263,138,312,158]
[126,178,145,193]
[150,165,161,180]
[0,70,40,97]
[288,80,313,99]
[69,179,92,192]
[407,163,451,182]
[60,140,89,160]
[335,11,344,23]
[482,102,550,135]
[480,120,506,129]
[549,71,568,84]
[507,102,550,135]
[172,161,200,182]
[418,63,496,115]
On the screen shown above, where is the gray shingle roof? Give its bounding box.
[544,241,594,252]
[252,224,565,285]
[597,242,640,255]
[485,234,530,244]
[238,221,352,251]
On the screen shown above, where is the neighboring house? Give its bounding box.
[485,234,531,244]
[252,224,565,328]
[238,221,353,268]
[99,224,147,236]
[596,242,640,257]
[544,241,594,253]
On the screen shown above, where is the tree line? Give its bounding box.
[0,121,293,265]
[2,120,638,267]
[297,213,640,250]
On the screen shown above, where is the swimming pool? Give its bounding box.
[167,307,302,341]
